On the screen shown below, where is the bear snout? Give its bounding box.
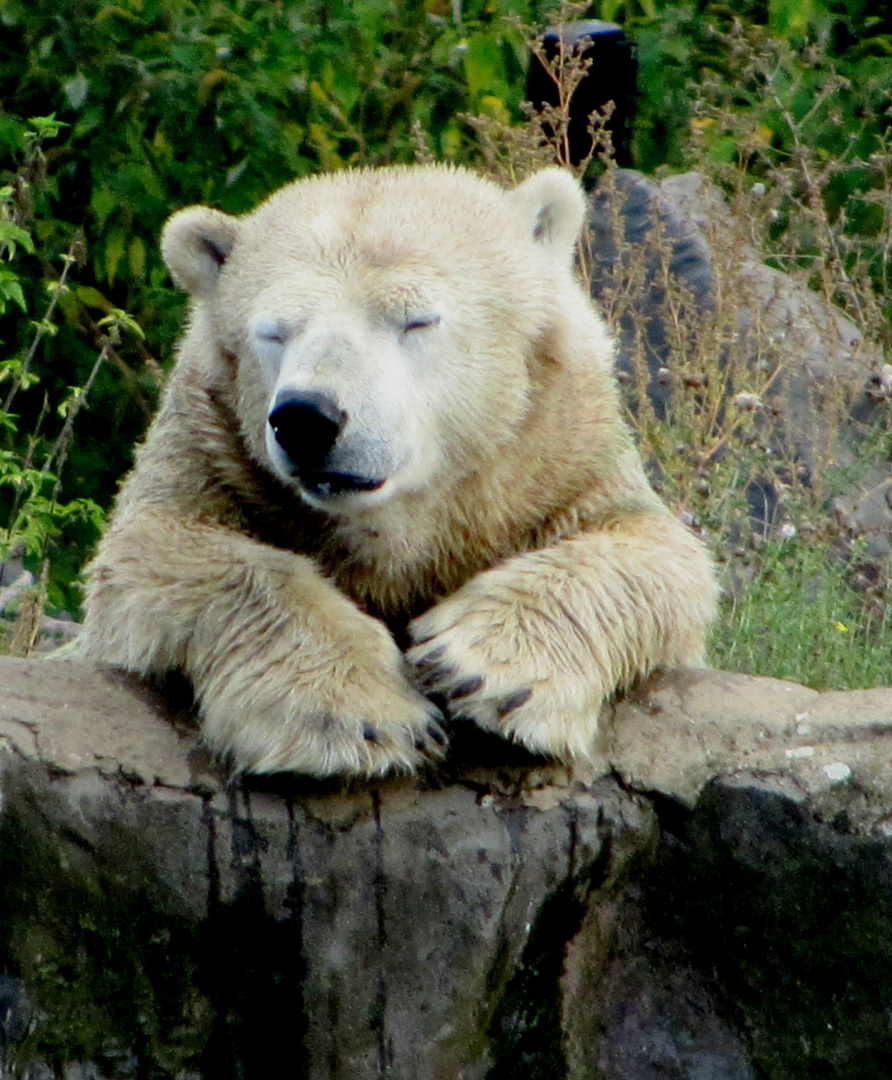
[267,388,388,499]
[268,388,347,471]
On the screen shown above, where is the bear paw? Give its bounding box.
[198,630,447,777]
[407,591,607,763]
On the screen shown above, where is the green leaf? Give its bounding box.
[103,228,127,285]
[0,221,35,258]
[26,114,69,141]
[128,235,146,281]
[0,268,27,315]
[463,33,508,101]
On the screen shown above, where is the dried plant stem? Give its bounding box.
[2,243,77,415]
[7,557,49,657]
[43,337,112,495]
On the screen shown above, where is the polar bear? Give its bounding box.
[70,164,717,777]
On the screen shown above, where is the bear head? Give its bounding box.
[160,165,589,514]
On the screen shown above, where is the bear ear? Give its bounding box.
[160,206,241,297]
[507,168,586,258]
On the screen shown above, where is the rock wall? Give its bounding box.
[2,656,892,1079]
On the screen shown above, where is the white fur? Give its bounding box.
[70,164,718,777]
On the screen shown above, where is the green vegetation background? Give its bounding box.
[1,0,890,682]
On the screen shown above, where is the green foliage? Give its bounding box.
[601,0,892,175]
[1,0,532,290]
[0,118,149,618]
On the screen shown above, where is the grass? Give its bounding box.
[714,536,892,689]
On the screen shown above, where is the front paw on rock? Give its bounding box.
[360,714,448,755]
[408,644,534,731]
[204,686,448,778]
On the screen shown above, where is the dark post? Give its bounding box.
[525,20,637,169]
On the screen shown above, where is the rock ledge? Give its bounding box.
[3,656,892,1080]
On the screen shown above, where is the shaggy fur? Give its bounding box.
[70,165,717,776]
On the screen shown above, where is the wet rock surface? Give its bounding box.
[3,658,892,1078]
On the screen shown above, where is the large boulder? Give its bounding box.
[588,169,891,548]
[3,657,892,1078]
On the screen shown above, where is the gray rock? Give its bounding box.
[0,657,658,1079]
[4,657,892,1078]
[588,169,891,539]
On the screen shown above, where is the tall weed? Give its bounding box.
[0,117,143,652]
[465,4,892,688]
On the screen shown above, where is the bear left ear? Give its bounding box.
[507,168,586,258]
[161,205,241,298]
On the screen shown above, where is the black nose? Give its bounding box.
[268,389,347,473]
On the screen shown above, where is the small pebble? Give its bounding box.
[824,762,852,783]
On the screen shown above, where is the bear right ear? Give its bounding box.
[160,206,241,298]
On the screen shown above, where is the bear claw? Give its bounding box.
[496,688,533,716]
[426,720,448,746]
[449,675,485,701]
[415,644,447,665]
[415,661,457,689]
[415,720,447,752]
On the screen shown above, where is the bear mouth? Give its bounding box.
[299,470,387,500]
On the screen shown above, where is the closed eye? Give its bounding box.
[404,314,441,333]
[255,324,286,345]
[252,318,302,346]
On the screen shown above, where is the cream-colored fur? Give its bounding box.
[71,164,717,776]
